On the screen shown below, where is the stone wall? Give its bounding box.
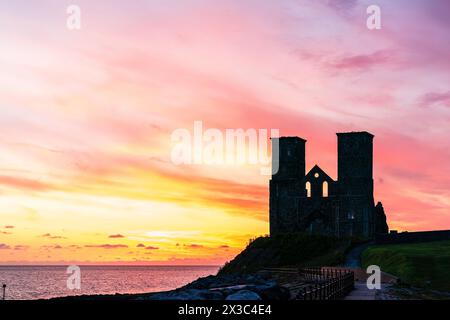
[375,230,450,245]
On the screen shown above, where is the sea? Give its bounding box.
[0,265,219,300]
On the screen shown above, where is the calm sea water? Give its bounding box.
[0,265,219,300]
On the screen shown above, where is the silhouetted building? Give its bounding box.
[269,132,388,238]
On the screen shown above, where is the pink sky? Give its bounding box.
[0,0,449,264]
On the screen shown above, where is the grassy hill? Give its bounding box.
[218,233,352,275]
[362,240,450,292]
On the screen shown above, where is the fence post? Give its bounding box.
[2,284,5,300]
[326,280,329,300]
[320,284,324,300]
[333,278,337,300]
[351,271,355,290]
[318,284,321,300]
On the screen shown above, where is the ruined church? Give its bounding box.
[269,132,388,239]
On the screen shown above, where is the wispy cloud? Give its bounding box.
[417,91,450,108]
[85,244,129,249]
[108,234,125,238]
[40,233,66,239]
[331,51,393,70]
[14,245,29,250]
[184,244,204,249]
[0,175,52,191]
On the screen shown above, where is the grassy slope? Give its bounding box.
[362,240,450,291]
[218,233,351,275]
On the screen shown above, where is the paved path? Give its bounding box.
[344,282,377,300]
[263,265,398,300]
[344,241,374,268]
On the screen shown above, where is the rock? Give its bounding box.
[147,273,285,300]
[200,290,224,300]
[250,283,290,300]
[149,289,223,300]
[184,275,218,289]
[225,290,261,300]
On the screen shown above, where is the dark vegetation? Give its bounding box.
[218,233,352,275]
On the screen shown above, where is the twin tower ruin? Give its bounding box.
[269,132,388,239]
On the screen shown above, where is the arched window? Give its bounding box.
[306,181,311,198]
[323,181,328,197]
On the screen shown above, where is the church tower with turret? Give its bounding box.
[269,131,387,239]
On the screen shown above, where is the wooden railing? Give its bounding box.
[259,267,355,300]
[296,268,354,300]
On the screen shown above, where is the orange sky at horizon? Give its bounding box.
[0,0,449,265]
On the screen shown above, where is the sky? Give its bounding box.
[0,0,449,264]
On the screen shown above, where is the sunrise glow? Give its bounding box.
[0,0,449,264]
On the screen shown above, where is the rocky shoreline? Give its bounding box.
[52,273,289,301]
[146,273,289,300]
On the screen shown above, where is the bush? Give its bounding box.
[218,233,351,275]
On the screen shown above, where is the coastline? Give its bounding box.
[50,272,288,301]
[0,265,220,301]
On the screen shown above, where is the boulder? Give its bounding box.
[149,289,223,300]
[225,290,261,300]
[250,283,290,300]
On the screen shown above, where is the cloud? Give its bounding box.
[0,175,52,191]
[145,246,159,250]
[108,234,125,238]
[331,51,393,70]
[136,243,145,248]
[184,244,204,249]
[68,245,82,249]
[13,245,29,250]
[143,231,201,239]
[4,226,15,229]
[41,244,64,249]
[218,245,230,248]
[418,91,450,108]
[323,0,359,12]
[85,244,128,249]
[0,243,11,249]
[0,231,12,235]
[40,233,66,239]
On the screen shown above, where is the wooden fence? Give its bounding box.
[296,267,354,300]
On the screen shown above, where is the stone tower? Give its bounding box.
[336,132,375,238]
[269,137,306,235]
